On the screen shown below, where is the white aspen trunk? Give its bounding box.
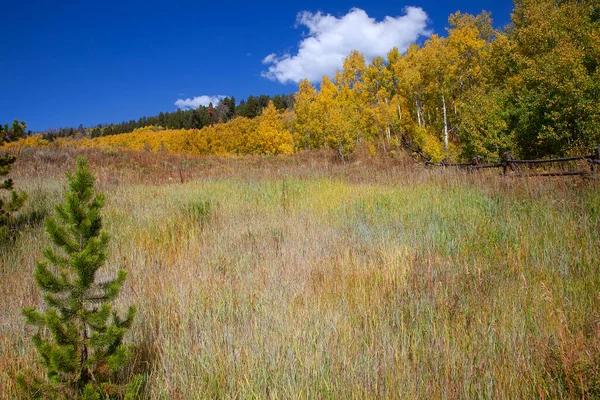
[415,100,422,128]
[384,98,391,147]
[442,94,449,154]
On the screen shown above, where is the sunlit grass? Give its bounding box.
[1,149,599,398]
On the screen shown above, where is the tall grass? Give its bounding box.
[1,148,599,398]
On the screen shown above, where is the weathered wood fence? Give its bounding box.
[425,145,600,177]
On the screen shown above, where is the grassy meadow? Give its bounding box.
[1,148,600,398]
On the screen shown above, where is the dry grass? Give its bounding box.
[1,147,599,399]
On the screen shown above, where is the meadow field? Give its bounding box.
[1,148,599,399]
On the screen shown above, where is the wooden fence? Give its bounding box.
[424,145,600,177]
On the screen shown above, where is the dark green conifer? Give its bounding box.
[1,120,27,239]
[19,158,141,399]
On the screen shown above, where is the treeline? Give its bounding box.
[292,0,600,161]
[14,102,294,156]
[41,93,294,140]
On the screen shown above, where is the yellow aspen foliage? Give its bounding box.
[46,111,294,157]
[364,56,396,150]
[253,101,294,155]
[293,79,321,149]
[324,76,359,159]
[1,135,49,149]
[446,13,489,92]
[337,51,373,143]
[315,76,337,147]
[412,126,445,162]
[337,50,367,90]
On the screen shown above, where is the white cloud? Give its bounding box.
[262,7,430,84]
[174,95,227,110]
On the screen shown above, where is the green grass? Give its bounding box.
[1,150,600,398]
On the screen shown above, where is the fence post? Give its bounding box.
[441,158,447,172]
[471,155,480,174]
[502,151,513,176]
[593,145,600,174]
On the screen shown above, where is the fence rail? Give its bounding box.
[424,145,600,177]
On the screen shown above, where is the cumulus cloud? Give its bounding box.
[262,7,430,84]
[174,95,227,110]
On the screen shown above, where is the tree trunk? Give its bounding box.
[442,94,449,155]
[80,324,90,388]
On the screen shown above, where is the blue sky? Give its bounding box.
[1,0,513,132]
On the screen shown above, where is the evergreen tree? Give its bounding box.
[19,158,141,399]
[223,96,236,120]
[1,120,27,239]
